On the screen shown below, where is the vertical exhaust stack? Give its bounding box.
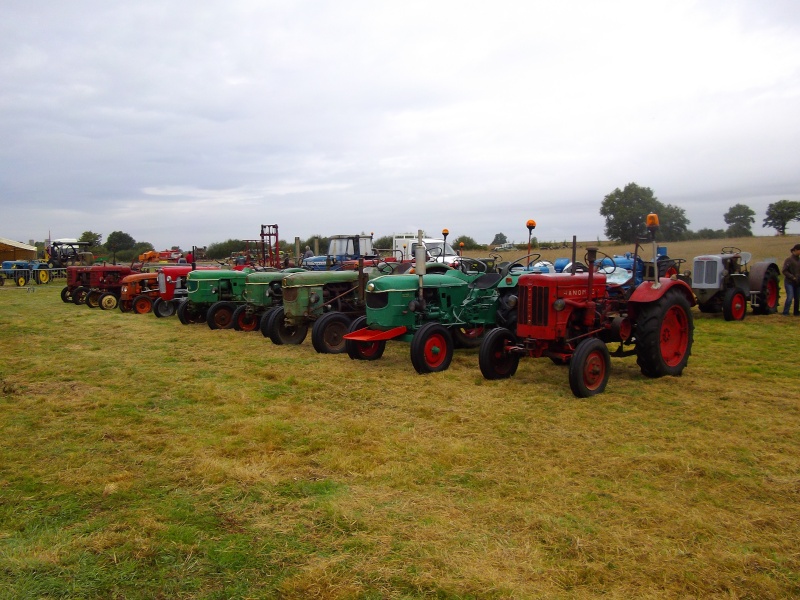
[415,230,427,303]
[646,213,660,288]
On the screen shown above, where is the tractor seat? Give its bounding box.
[469,272,503,289]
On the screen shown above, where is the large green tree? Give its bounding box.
[599,183,689,243]
[105,231,136,252]
[724,204,755,237]
[79,231,103,247]
[491,233,508,246]
[763,200,800,235]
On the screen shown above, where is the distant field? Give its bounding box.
[1,268,799,598]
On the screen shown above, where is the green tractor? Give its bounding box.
[177,268,253,326]
[229,268,306,331]
[343,255,540,373]
[263,267,377,353]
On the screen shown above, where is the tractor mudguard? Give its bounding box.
[748,261,780,291]
[629,278,696,306]
[343,326,407,342]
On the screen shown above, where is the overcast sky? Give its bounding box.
[2,0,799,250]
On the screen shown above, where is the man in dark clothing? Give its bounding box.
[782,243,800,315]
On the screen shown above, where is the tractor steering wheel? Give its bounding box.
[721,246,741,255]
[501,253,541,277]
[455,257,488,274]
[375,261,395,275]
[584,250,618,273]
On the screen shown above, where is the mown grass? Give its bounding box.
[1,275,799,599]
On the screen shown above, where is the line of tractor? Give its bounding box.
[48,215,782,397]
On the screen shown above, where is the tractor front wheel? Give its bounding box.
[232,305,259,331]
[259,307,279,337]
[635,288,694,378]
[410,323,454,374]
[722,288,747,321]
[267,307,308,344]
[152,298,176,318]
[60,286,72,302]
[311,312,352,354]
[478,327,520,380]
[133,295,153,314]
[119,300,133,313]
[207,301,236,330]
[99,293,118,310]
[177,300,205,325]
[346,316,386,361]
[85,290,102,308]
[72,286,88,305]
[568,338,610,397]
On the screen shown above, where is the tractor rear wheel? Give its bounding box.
[60,286,72,302]
[722,288,747,321]
[36,269,50,284]
[133,295,153,314]
[311,312,352,354]
[452,325,485,348]
[152,298,176,318]
[345,316,386,361]
[177,300,205,325]
[478,327,519,380]
[72,286,88,305]
[410,323,454,374]
[232,305,259,331]
[99,293,118,310]
[86,290,102,308]
[267,307,308,344]
[568,338,610,397]
[635,288,694,378]
[207,301,236,329]
[754,269,779,315]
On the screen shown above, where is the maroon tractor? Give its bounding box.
[478,214,696,397]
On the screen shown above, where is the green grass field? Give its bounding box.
[1,247,799,598]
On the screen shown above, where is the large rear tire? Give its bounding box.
[478,327,519,380]
[311,312,352,354]
[722,287,747,321]
[207,301,236,330]
[568,338,610,397]
[410,323,454,374]
[753,269,779,315]
[635,288,694,378]
[267,306,308,344]
[36,269,50,284]
[451,325,485,349]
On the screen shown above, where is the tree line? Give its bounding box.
[55,183,799,261]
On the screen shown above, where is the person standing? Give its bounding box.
[303,246,314,259]
[781,243,800,316]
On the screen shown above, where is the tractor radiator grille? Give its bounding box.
[519,284,549,326]
[283,288,298,301]
[366,292,388,309]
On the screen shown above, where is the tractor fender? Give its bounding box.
[748,260,780,291]
[628,278,696,307]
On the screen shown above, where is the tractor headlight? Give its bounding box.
[553,298,566,311]
[408,299,419,312]
[309,292,320,305]
[505,294,517,309]
[367,282,375,292]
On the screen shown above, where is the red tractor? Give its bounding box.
[478,214,696,397]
